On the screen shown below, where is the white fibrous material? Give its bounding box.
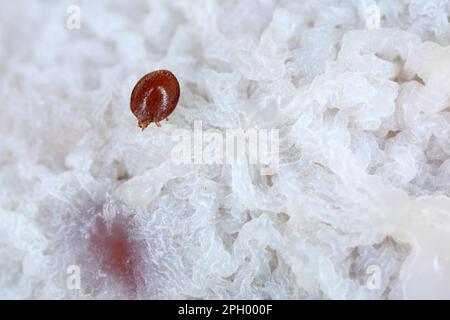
[1,0,450,299]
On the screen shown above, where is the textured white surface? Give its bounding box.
[0,0,450,299]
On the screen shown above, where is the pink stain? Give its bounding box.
[89,214,143,296]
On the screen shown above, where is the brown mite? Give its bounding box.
[130,70,180,130]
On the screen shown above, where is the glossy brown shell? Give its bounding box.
[130,70,180,129]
